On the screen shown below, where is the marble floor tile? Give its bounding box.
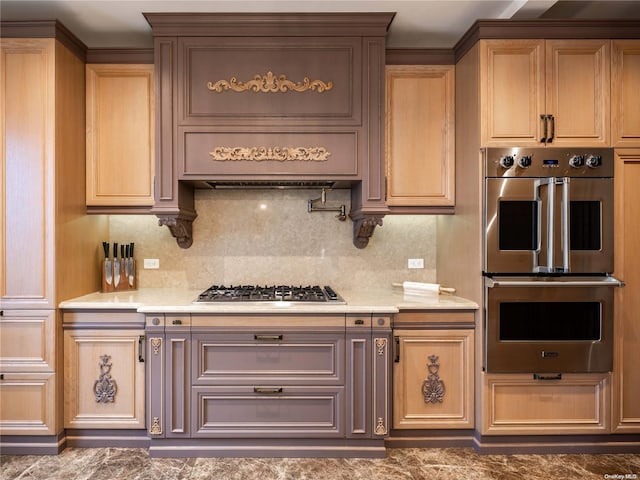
[1,448,639,480]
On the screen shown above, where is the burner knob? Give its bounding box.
[569,155,585,168]
[586,154,602,168]
[499,155,514,168]
[517,155,532,168]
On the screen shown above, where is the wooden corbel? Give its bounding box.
[158,216,194,249]
[351,215,384,249]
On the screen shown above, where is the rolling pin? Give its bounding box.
[392,281,456,295]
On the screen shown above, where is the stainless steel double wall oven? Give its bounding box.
[483,147,623,374]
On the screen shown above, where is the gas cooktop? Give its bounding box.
[196,285,345,304]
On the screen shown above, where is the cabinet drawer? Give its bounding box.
[191,385,344,438]
[0,372,56,435]
[0,310,55,372]
[482,373,610,435]
[193,333,344,385]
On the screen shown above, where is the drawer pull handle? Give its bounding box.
[254,387,283,394]
[533,373,562,381]
[172,319,182,325]
[355,319,364,325]
[254,334,283,341]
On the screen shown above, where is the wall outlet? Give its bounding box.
[408,258,424,269]
[143,258,160,269]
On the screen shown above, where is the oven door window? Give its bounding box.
[570,201,601,251]
[499,302,601,341]
[499,201,538,250]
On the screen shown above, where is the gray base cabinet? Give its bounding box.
[144,313,391,456]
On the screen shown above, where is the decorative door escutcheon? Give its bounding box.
[422,354,445,403]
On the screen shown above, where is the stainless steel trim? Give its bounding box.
[485,276,625,288]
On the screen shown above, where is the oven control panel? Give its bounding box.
[484,147,613,178]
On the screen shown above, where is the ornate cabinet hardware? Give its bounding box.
[149,416,162,435]
[374,417,387,436]
[150,337,162,355]
[422,354,445,404]
[94,354,118,403]
[207,71,333,93]
[375,337,388,356]
[209,146,331,162]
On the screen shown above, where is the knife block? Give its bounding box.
[101,259,137,292]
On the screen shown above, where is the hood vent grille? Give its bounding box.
[206,181,337,190]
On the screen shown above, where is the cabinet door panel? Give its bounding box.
[179,37,360,124]
[545,40,610,146]
[86,64,154,207]
[0,310,55,372]
[393,329,474,429]
[613,150,640,432]
[481,40,545,146]
[386,66,455,207]
[612,41,640,146]
[0,373,56,435]
[1,39,55,308]
[64,330,145,429]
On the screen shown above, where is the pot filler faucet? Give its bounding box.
[308,188,347,221]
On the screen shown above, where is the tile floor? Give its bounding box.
[1,447,639,480]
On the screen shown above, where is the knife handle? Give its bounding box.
[113,242,118,259]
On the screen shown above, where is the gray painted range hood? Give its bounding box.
[145,12,394,249]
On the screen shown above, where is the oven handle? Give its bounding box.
[534,177,555,273]
[485,277,625,288]
[560,177,570,273]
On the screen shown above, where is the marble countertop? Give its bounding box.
[59,287,478,314]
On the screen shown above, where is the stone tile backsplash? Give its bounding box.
[108,189,436,291]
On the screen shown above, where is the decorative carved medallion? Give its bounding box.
[150,416,162,435]
[93,354,117,403]
[209,146,331,162]
[150,337,162,355]
[374,417,387,436]
[207,71,333,93]
[375,337,387,356]
[422,354,446,404]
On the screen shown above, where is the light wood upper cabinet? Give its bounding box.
[1,38,56,309]
[385,65,455,210]
[86,64,154,210]
[612,41,640,146]
[613,149,640,432]
[481,39,610,147]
